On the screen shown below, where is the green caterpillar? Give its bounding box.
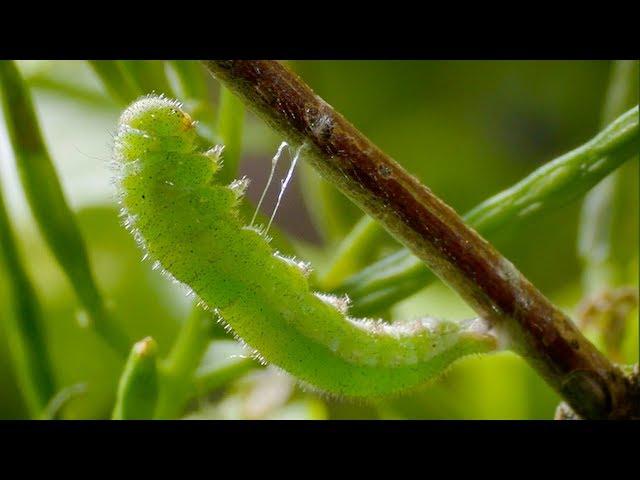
[114,95,497,397]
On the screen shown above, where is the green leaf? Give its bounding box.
[0,60,130,356]
[112,337,159,420]
[0,181,55,417]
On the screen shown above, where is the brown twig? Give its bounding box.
[202,60,638,419]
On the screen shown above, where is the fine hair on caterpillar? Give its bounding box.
[113,95,498,397]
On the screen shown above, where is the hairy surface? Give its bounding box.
[113,95,497,397]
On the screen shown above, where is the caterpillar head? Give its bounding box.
[120,95,195,138]
[115,95,199,162]
[114,95,226,195]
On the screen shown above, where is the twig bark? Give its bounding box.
[340,107,639,317]
[202,60,638,419]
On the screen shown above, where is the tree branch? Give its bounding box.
[202,60,638,419]
[340,106,639,317]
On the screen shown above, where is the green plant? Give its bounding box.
[337,105,639,316]
[0,61,130,356]
[0,59,637,419]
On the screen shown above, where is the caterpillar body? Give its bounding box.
[114,95,497,397]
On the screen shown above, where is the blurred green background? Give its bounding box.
[0,60,637,419]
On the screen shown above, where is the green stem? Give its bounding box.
[120,60,174,97]
[155,308,213,419]
[88,60,142,105]
[192,341,257,396]
[339,106,640,316]
[0,60,130,356]
[164,308,213,378]
[578,60,639,293]
[215,86,245,184]
[318,214,387,290]
[40,383,87,420]
[112,337,159,420]
[193,358,256,395]
[300,163,359,243]
[0,181,55,417]
[169,60,210,101]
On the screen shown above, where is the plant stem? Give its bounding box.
[193,359,255,394]
[119,60,174,97]
[169,60,210,101]
[578,60,639,293]
[571,61,639,367]
[164,308,213,379]
[155,308,213,419]
[0,181,55,418]
[179,341,262,410]
[215,86,245,184]
[40,383,87,420]
[339,106,640,316]
[0,60,130,357]
[88,60,142,105]
[202,60,639,419]
[318,214,387,290]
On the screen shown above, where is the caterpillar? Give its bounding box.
[113,95,498,397]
